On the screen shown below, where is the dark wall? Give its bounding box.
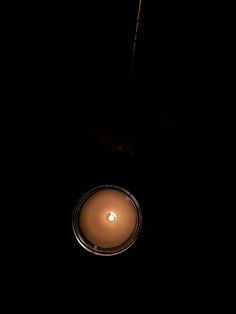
[5,1,233,309]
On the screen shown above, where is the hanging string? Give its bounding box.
[130,0,143,78]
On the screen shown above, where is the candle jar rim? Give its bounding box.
[72,184,142,256]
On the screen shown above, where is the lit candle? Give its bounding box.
[72,185,142,256]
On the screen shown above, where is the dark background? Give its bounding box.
[4,0,234,308]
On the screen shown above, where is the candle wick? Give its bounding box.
[106,211,117,222]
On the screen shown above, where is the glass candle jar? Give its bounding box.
[72,185,142,256]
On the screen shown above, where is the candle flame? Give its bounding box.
[106,211,117,222]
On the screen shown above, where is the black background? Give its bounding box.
[4,0,234,309]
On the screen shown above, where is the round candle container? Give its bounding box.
[72,185,142,256]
